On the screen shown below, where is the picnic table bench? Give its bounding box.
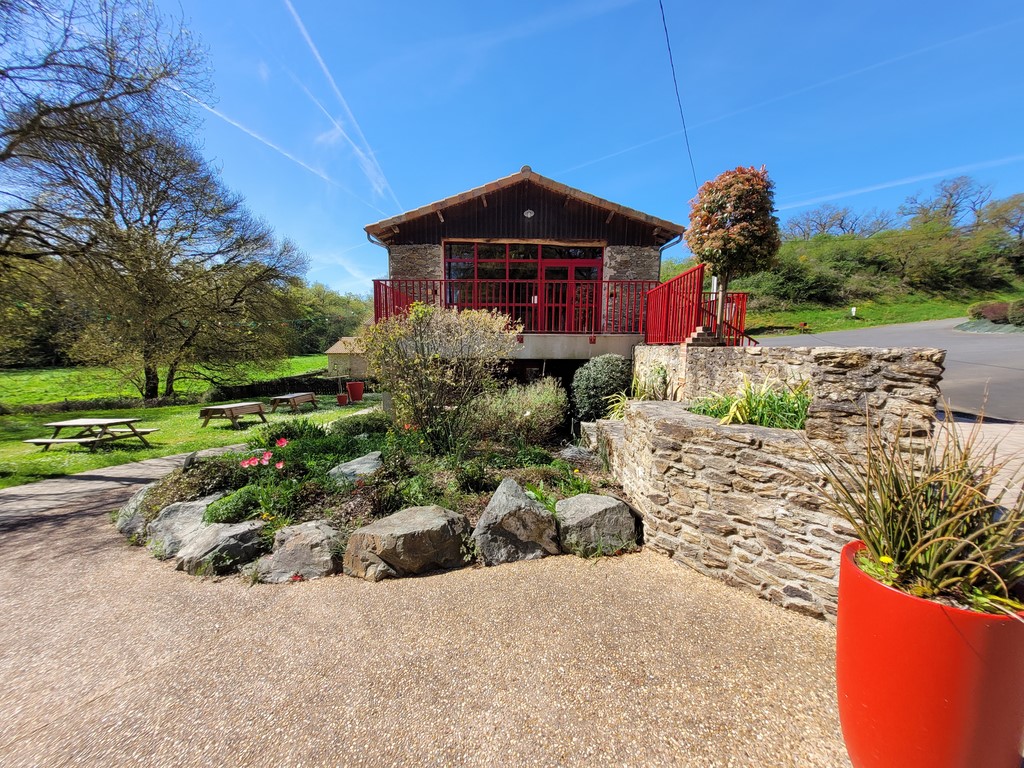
[24,417,158,451]
[199,401,268,429]
[269,392,319,413]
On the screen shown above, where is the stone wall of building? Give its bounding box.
[388,244,444,280]
[603,245,661,282]
[614,346,945,620]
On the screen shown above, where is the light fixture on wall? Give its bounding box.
[523,209,535,219]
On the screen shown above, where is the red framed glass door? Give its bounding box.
[540,261,601,333]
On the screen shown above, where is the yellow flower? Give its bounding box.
[573,469,580,474]
[879,556,894,564]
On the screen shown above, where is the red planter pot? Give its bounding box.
[335,393,348,406]
[836,540,1024,768]
[346,381,364,402]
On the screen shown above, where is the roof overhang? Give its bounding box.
[365,165,686,244]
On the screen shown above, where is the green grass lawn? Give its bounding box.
[747,291,1024,336]
[0,394,377,489]
[0,355,328,407]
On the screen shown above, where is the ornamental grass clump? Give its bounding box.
[814,413,1024,615]
[689,375,810,430]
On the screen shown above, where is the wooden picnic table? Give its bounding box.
[269,392,319,413]
[199,401,268,429]
[24,417,158,451]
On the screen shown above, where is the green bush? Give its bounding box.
[572,354,632,421]
[328,411,391,436]
[472,377,568,446]
[967,301,1010,323]
[456,459,500,493]
[251,418,328,449]
[204,485,261,524]
[1007,300,1024,326]
[690,377,810,430]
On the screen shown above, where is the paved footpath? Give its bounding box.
[0,451,852,767]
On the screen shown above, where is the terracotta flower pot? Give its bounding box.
[836,540,1024,768]
[346,381,364,402]
[335,393,348,406]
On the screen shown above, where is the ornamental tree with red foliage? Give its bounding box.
[685,166,781,335]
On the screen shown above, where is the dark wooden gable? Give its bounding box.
[377,180,675,247]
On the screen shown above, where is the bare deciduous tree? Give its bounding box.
[0,0,205,261]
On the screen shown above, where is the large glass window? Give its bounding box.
[444,242,602,280]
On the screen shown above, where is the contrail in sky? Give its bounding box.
[189,97,389,216]
[778,154,1024,211]
[558,16,1024,177]
[283,0,402,212]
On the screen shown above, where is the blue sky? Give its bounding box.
[159,0,1024,294]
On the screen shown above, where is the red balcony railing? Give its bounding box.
[645,264,754,346]
[373,279,659,335]
[373,268,753,345]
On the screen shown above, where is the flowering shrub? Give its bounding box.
[361,303,521,457]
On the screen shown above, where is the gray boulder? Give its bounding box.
[175,520,266,575]
[255,520,341,583]
[328,451,382,483]
[343,505,470,582]
[556,445,596,464]
[472,478,559,566]
[115,483,154,540]
[556,494,637,557]
[146,494,222,559]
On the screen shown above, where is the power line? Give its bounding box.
[657,0,700,193]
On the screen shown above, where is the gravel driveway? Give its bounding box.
[0,458,851,767]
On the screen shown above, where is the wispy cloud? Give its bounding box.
[188,96,389,216]
[558,16,1024,177]
[778,154,1024,211]
[283,0,402,211]
[257,60,271,83]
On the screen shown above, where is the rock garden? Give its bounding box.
[113,305,643,584]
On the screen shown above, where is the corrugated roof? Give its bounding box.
[365,166,686,240]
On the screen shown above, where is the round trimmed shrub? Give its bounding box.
[572,354,632,421]
[1007,300,1024,327]
[967,301,1010,323]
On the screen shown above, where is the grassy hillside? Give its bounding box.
[746,292,1024,336]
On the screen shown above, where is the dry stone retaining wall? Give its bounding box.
[614,346,945,620]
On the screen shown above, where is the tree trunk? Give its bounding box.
[163,363,177,398]
[143,364,159,400]
[715,277,729,337]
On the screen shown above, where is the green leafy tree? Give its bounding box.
[685,166,781,333]
[361,304,520,457]
[29,113,305,398]
[287,282,372,354]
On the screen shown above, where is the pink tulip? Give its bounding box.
[275,438,288,447]
[275,461,284,469]
[262,451,273,461]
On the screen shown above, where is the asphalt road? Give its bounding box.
[756,318,1024,422]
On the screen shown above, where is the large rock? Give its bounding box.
[175,520,266,575]
[472,479,559,566]
[255,521,341,583]
[328,451,382,483]
[556,494,638,557]
[343,505,469,582]
[115,483,154,540]
[145,494,222,559]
